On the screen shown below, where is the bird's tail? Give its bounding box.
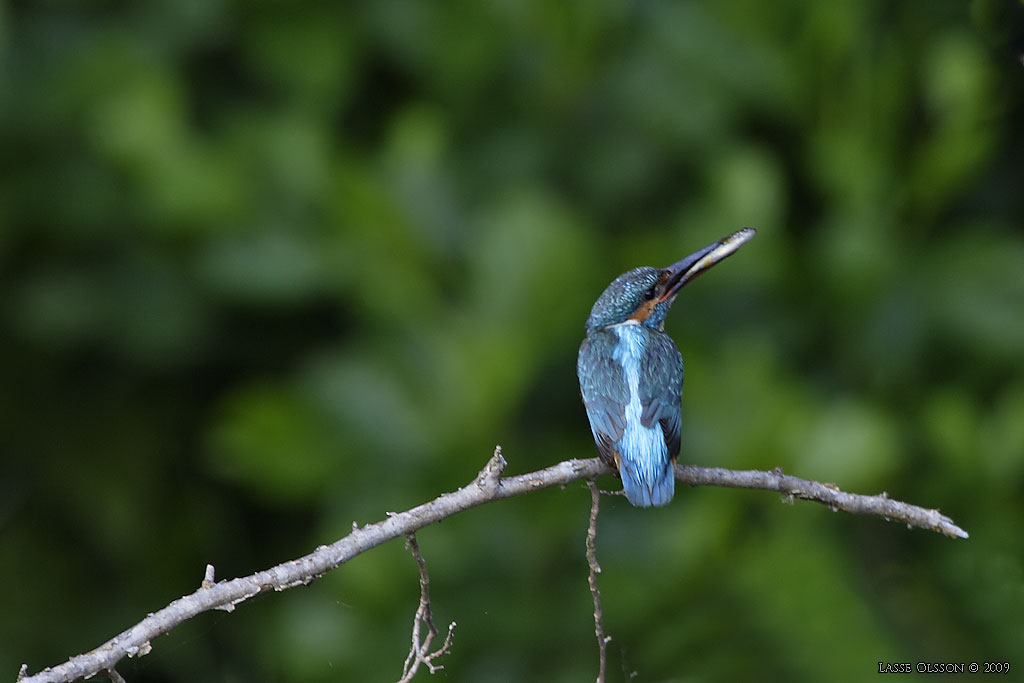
[618,456,675,507]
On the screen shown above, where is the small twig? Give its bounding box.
[104,670,126,683]
[201,564,216,589]
[585,481,609,683]
[398,535,455,682]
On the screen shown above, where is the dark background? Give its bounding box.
[3,1,1023,681]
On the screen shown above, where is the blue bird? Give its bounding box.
[577,228,756,507]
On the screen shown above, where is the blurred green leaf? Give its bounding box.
[207,383,337,503]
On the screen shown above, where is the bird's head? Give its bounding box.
[585,228,756,333]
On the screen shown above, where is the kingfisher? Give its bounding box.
[577,228,756,507]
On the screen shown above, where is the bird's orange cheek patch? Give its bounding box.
[629,273,672,321]
[628,299,658,323]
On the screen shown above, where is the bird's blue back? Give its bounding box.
[577,323,683,507]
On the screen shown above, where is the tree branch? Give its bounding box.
[585,481,609,683]
[675,464,968,539]
[16,447,967,683]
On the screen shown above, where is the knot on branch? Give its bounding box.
[201,564,216,589]
[474,445,507,493]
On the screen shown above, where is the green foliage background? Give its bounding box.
[3,1,1023,681]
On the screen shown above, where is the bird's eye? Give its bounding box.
[643,286,657,300]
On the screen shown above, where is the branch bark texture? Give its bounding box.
[17,448,966,683]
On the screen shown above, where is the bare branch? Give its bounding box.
[675,464,969,539]
[585,481,609,683]
[17,448,966,683]
[399,534,455,682]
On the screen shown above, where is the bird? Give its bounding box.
[577,228,756,507]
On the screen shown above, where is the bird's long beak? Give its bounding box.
[658,228,756,303]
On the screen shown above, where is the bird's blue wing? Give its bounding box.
[638,333,683,458]
[577,331,628,467]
